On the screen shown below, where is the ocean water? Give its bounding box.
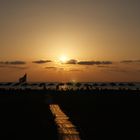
[0,82,140,90]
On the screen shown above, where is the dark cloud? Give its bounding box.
[65,59,77,64]
[45,66,65,71]
[32,60,52,64]
[0,61,26,65]
[45,67,57,69]
[77,61,112,65]
[0,65,28,70]
[64,59,113,65]
[121,60,140,63]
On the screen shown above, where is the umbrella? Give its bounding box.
[12,83,21,86]
[39,83,46,87]
[127,83,135,86]
[66,82,73,86]
[30,83,39,86]
[47,83,55,86]
[21,83,28,87]
[100,83,107,86]
[119,83,125,86]
[75,83,82,87]
[58,83,65,86]
[110,82,117,86]
[92,83,98,86]
[4,82,13,86]
[84,83,92,87]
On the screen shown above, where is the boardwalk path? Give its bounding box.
[50,104,81,140]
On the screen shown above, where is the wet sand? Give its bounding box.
[0,92,58,140]
[0,89,140,140]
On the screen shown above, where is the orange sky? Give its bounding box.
[0,0,140,82]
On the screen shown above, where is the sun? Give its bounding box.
[59,55,68,63]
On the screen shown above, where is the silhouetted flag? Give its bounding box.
[19,74,27,83]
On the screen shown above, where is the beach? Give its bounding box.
[1,0,140,139]
[0,89,140,140]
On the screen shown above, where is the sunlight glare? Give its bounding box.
[59,55,68,63]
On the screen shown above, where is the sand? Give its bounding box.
[0,89,140,140]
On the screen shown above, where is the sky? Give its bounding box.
[0,0,140,82]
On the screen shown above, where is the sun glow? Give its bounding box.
[59,55,68,63]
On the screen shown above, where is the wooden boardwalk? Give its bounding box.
[50,104,81,140]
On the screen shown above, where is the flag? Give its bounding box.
[19,74,27,83]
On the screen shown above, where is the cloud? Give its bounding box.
[45,67,66,71]
[98,65,117,68]
[68,69,83,72]
[64,59,113,65]
[32,60,52,64]
[0,61,26,65]
[98,65,130,73]
[121,60,140,63]
[77,61,112,65]
[65,59,77,64]
[108,69,128,73]
[45,66,57,69]
[58,68,64,71]
[0,65,28,70]
[98,65,111,68]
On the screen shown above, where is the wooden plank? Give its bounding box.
[49,104,81,140]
